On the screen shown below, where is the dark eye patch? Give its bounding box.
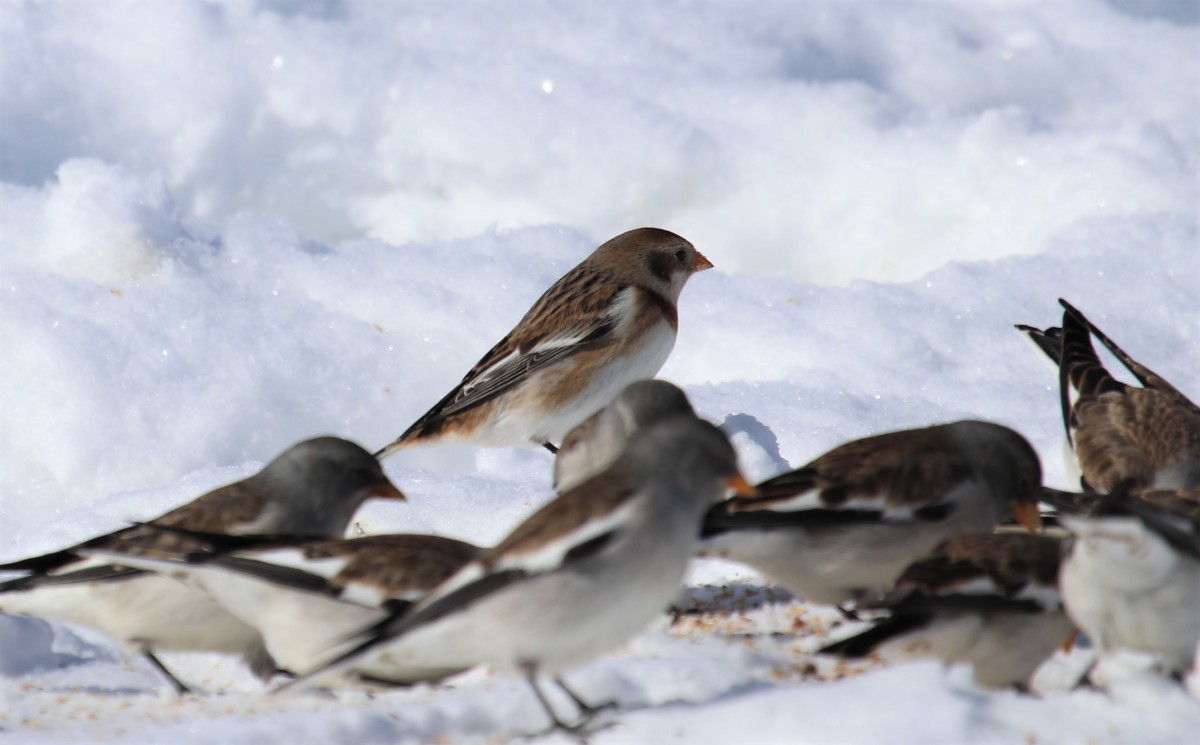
[648,251,676,282]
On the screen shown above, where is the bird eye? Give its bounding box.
[674,249,687,263]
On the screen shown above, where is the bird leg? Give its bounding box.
[1073,651,1101,690]
[141,648,192,695]
[553,675,617,720]
[523,665,578,733]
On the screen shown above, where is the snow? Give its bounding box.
[1,0,1198,742]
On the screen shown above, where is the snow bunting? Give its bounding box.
[375,228,711,457]
[1059,487,1200,679]
[1017,299,1200,492]
[0,437,404,691]
[289,416,754,731]
[820,533,1073,689]
[699,420,1043,607]
[86,530,478,682]
[552,378,696,492]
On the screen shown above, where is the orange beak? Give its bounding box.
[725,473,758,498]
[692,251,714,272]
[1012,501,1042,533]
[371,480,407,501]
[1060,629,1079,653]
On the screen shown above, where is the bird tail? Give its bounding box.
[817,614,931,658]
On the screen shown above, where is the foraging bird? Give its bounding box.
[820,532,1074,690]
[699,420,1043,607]
[289,416,754,732]
[1017,299,1200,493]
[1058,487,1200,679]
[0,437,404,691]
[86,529,479,683]
[552,378,696,492]
[375,228,712,457]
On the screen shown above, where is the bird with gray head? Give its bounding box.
[284,416,755,735]
[0,436,405,693]
[553,378,696,492]
[699,420,1043,608]
[84,528,479,683]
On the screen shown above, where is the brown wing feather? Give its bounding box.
[308,535,480,597]
[1074,389,1200,492]
[1129,488,1200,522]
[484,473,638,564]
[750,428,972,510]
[98,481,272,557]
[1056,302,1200,492]
[897,533,1062,596]
[396,263,626,442]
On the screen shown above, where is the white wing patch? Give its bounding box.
[1016,581,1064,611]
[948,577,1001,596]
[340,582,395,609]
[465,349,523,389]
[466,286,636,389]
[731,488,823,513]
[250,548,349,582]
[420,493,641,611]
[495,498,638,576]
[734,489,891,514]
[74,549,191,580]
[605,285,639,334]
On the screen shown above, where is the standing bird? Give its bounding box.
[552,378,696,492]
[287,417,755,733]
[699,420,1043,607]
[0,437,405,692]
[1017,299,1200,493]
[375,228,712,458]
[819,533,1074,690]
[1059,487,1200,680]
[85,530,479,683]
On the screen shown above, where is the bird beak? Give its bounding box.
[1060,629,1079,653]
[1011,501,1042,533]
[692,251,714,272]
[725,473,758,498]
[371,480,407,501]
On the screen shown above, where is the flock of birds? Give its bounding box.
[2,227,1198,736]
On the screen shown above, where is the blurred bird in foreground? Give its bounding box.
[0,437,404,691]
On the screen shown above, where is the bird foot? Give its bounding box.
[524,716,617,742]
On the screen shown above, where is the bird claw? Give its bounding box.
[524,715,617,742]
[574,698,618,720]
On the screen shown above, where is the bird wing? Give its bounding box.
[396,270,634,440]
[732,430,975,520]
[285,475,642,687]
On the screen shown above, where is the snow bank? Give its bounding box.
[1,1,1197,742]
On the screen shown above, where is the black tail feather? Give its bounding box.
[818,614,931,658]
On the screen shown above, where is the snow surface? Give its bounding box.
[1,1,1198,742]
